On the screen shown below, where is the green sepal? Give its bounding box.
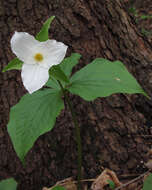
[2,58,23,72]
[36,16,55,42]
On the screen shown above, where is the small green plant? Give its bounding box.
[129,7,138,17]
[142,173,152,190]
[107,180,115,189]
[140,15,152,20]
[2,16,149,190]
[128,6,152,36]
[141,28,152,36]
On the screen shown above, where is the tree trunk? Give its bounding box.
[0,0,152,189]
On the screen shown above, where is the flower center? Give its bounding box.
[34,53,43,62]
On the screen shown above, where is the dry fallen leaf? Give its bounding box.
[145,160,152,170]
[91,168,122,190]
[145,149,152,170]
[42,177,77,190]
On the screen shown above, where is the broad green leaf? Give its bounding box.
[143,173,152,190]
[52,186,66,190]
[7,89,64,162]
[46,53,81,89]
[60,53,81,77]
[0,178,17,190]
[49,65,70,83]
[68,58,148,101]
[2,58,23,72]
[36,16,55,42]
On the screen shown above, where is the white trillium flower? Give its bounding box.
[10,32,68,94]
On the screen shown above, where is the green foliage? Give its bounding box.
[49,65,70,84]
[5,16,149,172]
[3,16,55,73]
[51,186,67,190]
[68,58,148,101]
[128,6,152,36]
[141,28,152,36]
[140,15,152,20]
[142,173,152,190]
[107,180,115,189]
[2,58,23,72]
[46,53,81,89]
[60,53,81,77]
[129,7,138,17]
[0,178,17,190]
[35,16,55,42]
[7,89,64,162]
[46,77,61,90]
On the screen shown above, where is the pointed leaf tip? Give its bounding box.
[36,16,55,42]
[68,58,148,101]
[2,58,23,72]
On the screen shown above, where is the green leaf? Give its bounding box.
[2,58,23,72]
[52,185,67,190]
[60,53,81,77]
[35,16,55,42]
[140,15,152,20]
[107,180,115,189]
[141,28,152,36]
[46,77,61,90]
[0,178,17,190]
[128,7,138,17]
[143,173,152,190]
[49,65,70,83]
[46,53,81,89]
[68,58,148,101]
[7,89,64,162]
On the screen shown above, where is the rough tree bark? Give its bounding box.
[0,0,152,190]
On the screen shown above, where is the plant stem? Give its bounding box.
[58,80,82,190]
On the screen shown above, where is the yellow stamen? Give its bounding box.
[34,53,43,62]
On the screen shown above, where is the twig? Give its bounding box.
[115,170,150,190]
[119,174,139,179]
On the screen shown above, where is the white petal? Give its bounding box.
[35,40,68,69]
[11,32,39,64]
[21,64,49,94]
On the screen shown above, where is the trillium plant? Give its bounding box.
[2,16,148,190]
